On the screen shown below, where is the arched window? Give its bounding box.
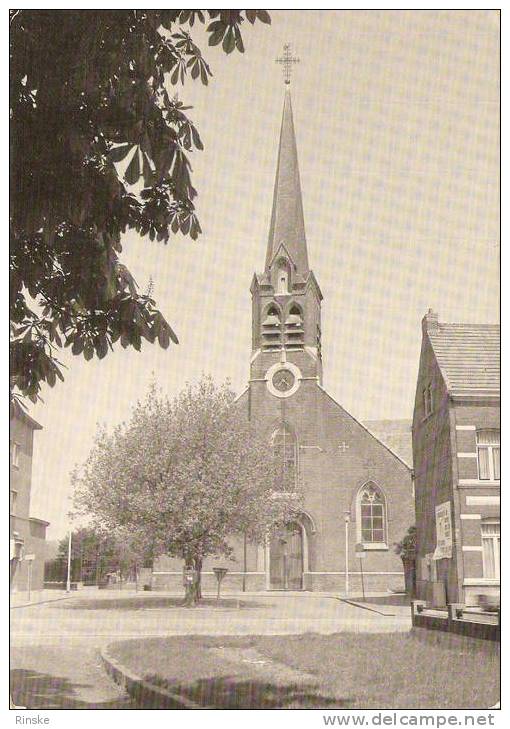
[284,303,304,349]
[261,304,282,350]
[272,423,297,490]
[262,304,281,326]
[276,260,290,294]
[357,482,387,547]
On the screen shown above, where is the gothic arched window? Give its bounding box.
[261,304,282,350]
[285,303,304,349]
[357,482,387,547]
[272,423,297,490]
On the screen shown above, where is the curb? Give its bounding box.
[10,594,77,610]
[339,598,397,617]
[100,645,202,709]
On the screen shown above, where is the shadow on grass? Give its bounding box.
[58,597,267,611]
[146,675,348,709]
[10,669,137,710]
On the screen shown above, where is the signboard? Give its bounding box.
[433,501,452,559]
[24,554,35,561]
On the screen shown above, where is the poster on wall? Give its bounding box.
[433,501,453,559]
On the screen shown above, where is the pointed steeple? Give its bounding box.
[265,90,309,277]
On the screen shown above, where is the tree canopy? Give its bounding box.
[72,377,301,602]
[394,525,417,561]
[10,10,271,402]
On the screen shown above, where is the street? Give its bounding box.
[11,588,411,709]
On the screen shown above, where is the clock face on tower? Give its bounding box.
[266,362,301,398]
[272,368,295,393]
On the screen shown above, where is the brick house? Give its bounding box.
[412,310,500,608]
[10,402,49,594]
[152,89,414,593]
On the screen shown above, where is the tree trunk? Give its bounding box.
[402,556,416,597]
[196,557,202,601]
[183,555,202,606]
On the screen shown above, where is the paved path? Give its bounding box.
[10,589,411,709]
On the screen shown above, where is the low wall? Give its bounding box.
[304,573,405,593]
[151,572,267,592]
[150,571,405,593]
[411,602,500,647]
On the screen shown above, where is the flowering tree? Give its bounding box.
[72,377,300,604]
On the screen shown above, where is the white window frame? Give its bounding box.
[11,441,20,469]
[481,520,500,579]
[356,481,388,550]
[10,489,18,515]
[476,430,500,481]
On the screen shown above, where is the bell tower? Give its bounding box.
[250,76,323,391]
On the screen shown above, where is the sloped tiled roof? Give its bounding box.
[428,323,500,395]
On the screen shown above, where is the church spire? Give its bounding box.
[265,87,309,277]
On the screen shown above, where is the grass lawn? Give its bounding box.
[108,633,499,709]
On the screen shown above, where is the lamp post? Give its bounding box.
[242,532,247,593]
[66,530,72,593]
[344,511,351,597]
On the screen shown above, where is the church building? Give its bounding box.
[152,82,414,593]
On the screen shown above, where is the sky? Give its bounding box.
[24,10,500,539]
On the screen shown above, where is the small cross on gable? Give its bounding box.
[338,441,350,453]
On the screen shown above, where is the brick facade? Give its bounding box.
[10,404,49,595]
[412,311,500,608]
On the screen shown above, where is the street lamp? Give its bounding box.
[344,511,351,597]
[66,529,72,593]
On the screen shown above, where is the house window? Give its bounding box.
[423,384,433,417]
[476,430,500,481]
[10,490,17,515]
[481,520,500,579]
[358,482,387,546]
[272,423,297,490]
[10,441,20,468]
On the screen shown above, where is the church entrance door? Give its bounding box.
[269,522,303,590]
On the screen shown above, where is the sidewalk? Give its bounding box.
[10,585,99,609]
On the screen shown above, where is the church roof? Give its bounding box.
[265,90,309,277]
[362,419,413,467]
[427,321,500,397]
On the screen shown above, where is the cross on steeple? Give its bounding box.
[275,44,300,85]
